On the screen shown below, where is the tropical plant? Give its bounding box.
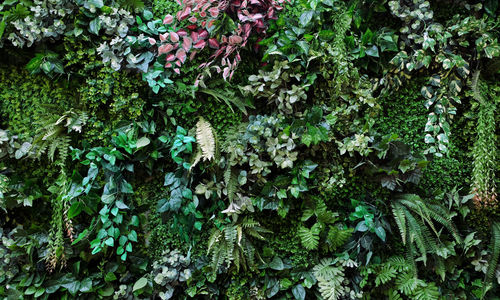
[391,194,461,267]
[207,217,271,272]
[470,71,497,207]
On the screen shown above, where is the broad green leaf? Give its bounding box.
[133,277,148,292]
[68,202,83,219]
[299,10,314,27]
[89,18,101,35]
[292,284,306,300]
[135,137,150,150]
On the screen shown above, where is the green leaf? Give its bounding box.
[68,202,83,219]
[89,18,101,35]
[143,10,153,20]
[130,215,140,226]
[297,41,309,54]
[366,45,379,57]
[421,86,434,99]
[79,278,92,293]
[99,286,114,297]
[182,188,193,199]
[299,10,314,27]
[25,287,36,295]
[269,257,285,270]
[292,284,306,300]
[115,200,129,209]
[319,30,335,41]
[301,134,312,147]
[194,221,202,230]
[375,226,386,241]
[135,137,150,150]
[104,237,114,247]
[105,272,117,282]
[34,287,45,297]
[128,230,138,242]
[121,181,133,194]
[88,0,103,8]
[133,277,148,292]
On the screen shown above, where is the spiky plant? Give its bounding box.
[470,71,497,207]
[482,222,500,298]
[191,117,217,169]
[391,194,461,266]
[207,217,270,272]
[32,108,88,165]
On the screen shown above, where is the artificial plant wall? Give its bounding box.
[0,0,499,299]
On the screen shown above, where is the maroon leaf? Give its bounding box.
[176,48,187,63]
[189,16,197,23]
[182,37,192,52]
[193,39,206,49]
[229,35,243,45]
[177,7,191,21]
[159,33,168,42]
[158,44,174,55]
[174,68,181,74]
[166,53,176,61]
[208,7,219,17]
[176,60,182,67]
[191,31,199,42]
[198,30,208,40]
[177,29,188,36]
[170,32,179,43]
[165,62,172,68]
[222,67,230,80]
[148,38,156,45]
[163,14,174,25]
[208,38,219,49]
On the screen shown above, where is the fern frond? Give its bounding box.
[413,282,440,300]
[326,225,352,251]
[375,265,397,287]
[313,259,346,300]
[298,223,321,250]
[387,256,409,272]
[387,289,403,300]
[207,229,221,254]
[396,271,419,296]
[392,203,407,244]
[317,277,345,300]
[471,71,483,104]
[196,117,216,162]
[224,167,238,202]
[482,222,500,299]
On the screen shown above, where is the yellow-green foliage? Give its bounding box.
[0,66,73,136]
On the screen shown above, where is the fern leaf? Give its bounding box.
[413,282,440,300]
[313,258,343,279]
[396,271,419,296]
[298,223,321,250]
[196,117,216,162]
[375,265,397,287]
[482,222,500,299]
[326,225,352,251]
[317,278,345,300]
[392,203,407,244]
[387,289,403,300]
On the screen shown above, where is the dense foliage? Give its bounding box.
[0,0,499,299]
